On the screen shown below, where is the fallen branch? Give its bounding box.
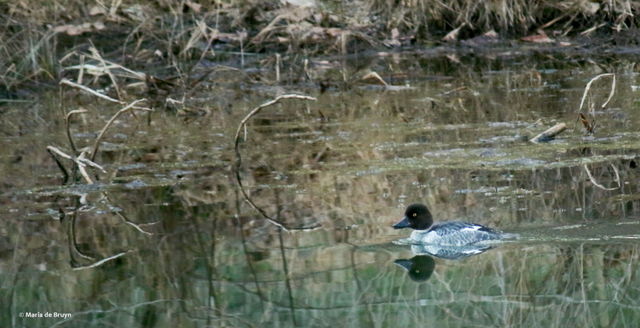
[63,51,147,81]
[89,44,123,100]
[60,78,123,104]
[530,123,567,143]
[83,55,147,80]
[233,94,319,231]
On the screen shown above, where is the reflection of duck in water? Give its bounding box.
[394,246,491,283]
[393,204,505,246]
[394,256,436,282]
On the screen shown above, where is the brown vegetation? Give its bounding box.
[1,0,639,94]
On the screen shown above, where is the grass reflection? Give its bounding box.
[2,52,640,327]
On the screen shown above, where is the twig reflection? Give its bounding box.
[275,189,297,326]
[233,188,266,312]
[346,230,375,326]
[233,94,318,231]
[62,197,133,270]
[188,205,220,325]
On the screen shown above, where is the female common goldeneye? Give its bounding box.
[392,203,503,246]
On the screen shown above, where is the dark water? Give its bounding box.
[1,50,640,327]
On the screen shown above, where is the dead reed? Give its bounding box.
[1,0,638,93]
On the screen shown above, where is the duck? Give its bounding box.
[392,203,504,246]
[409,243,493,260]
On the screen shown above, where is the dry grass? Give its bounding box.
[370,0,638,38]
[0,0,638,94]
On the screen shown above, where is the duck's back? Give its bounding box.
[410,221,502,246]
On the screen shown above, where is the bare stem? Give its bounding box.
[578,73,615,115]
[233,94,318,231]
[76,152,94,184]
[60,78,123,104]
[233,94,317,143]
[72,251,131,271]
[46,147,70,183]
[47,146,105,184]
[89,44,123,100]
[65,108,88,153]
[583,163,621,191]
[91,99,149,161]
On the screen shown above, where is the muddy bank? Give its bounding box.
[2,0,640,93]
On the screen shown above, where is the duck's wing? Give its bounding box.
[427,221,503,246]
[431,221,498,236]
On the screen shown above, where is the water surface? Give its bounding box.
[1,50,640,327]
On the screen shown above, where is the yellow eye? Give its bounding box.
[412,213,417,217]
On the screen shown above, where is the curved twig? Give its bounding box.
[578,73,615,114]
[46,146,98,184]
[101,192,154,235]
[233,94,318,231]
[46,147,70,183]
[76,151,94,184]
[65,109,88,153]
[114,211,154,235]
[576,73,615,134]
[600,74,616,109]
[91,99,150,161]
[584,163,621,191]
[577,74,621,191]
[66,205,95,261]
[72,251,131,271]
[233,94,317,142]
